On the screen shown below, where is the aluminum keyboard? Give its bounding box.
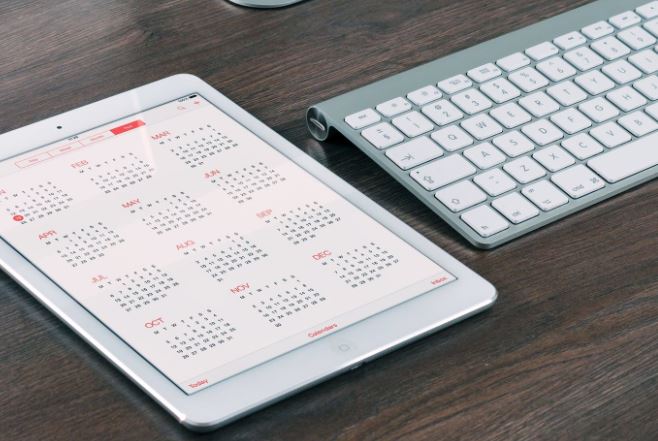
[307,0,658,248]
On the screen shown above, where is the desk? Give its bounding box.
[1,0,657,439]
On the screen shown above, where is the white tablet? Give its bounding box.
[0,74,496,431]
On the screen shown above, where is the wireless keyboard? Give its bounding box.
[307,0,658,248]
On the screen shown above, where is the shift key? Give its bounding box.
[410,154,476,190]
[587,131,658,183]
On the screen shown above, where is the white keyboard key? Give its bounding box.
[581,21,615,39]
[421,100,464,126]
[407,85,443,106]
[617,26,656,50]
[554,31,587,50]
[461,114,503,140]
[644,18,658,37]
[589,122,632,147]
[628,49,658,73]
[391,111,434,137]
[473,168,517,196]
[525,41,559,61]
[438,74,473,94]
[496,52,531,72]
[345,108,380,129]
[508,67,550,92]
[551,164,605,198]
[609,11,642,29]
[431,125,474,151]
[451,89,493,114]
[602,60,643,84]
[536,57,577,81]
[606,86,647,111]
[618,111,658,136]
[489,102,532,128]
[634,74,658,99]
[361,122,405,149]
[493,130,534,157]
[522,180,569,211]
[532,144,575,172]
[463,142,506,169]
[492,192,539,224]
[563,47,604,71]
[479,78,521,103]
[591,36,632,60]
[461,205,510,238]
[435,180,487,212]
[376,97,412,117]
[385,137,443,170]
[504,156,547,183]
[411,154,476,190]
[587,131,658,182]
[637,1,658,19]
[521,119,564,146]
[561,133,604,160]
[546,81,588,106]
[645,101,658,119]
[578,97,620,123]
[575,70,616,95]
[518,92,561,118]
[467,63,502,82]
[550,108,592,134]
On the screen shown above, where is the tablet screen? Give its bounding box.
[0,95,455,393]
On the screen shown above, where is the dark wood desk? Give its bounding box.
[1,0,657,439]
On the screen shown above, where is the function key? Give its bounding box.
[437,74,473,94]
[407,85,442,106]
[345,108,380,130]
[554,31,587,50]
[637,1,658,19]
[581,21,615,40]
[496,52,531,72]
[609,11,642,29]
[525,41,559,61]
[376,97,412,117]
[467,63,502,82]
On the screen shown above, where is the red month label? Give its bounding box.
[70,160,89,169]
[256,209,273,218]
[38,230,57,240]
[151,131,171,140]
[176,240,195,250]
[312,250,332,260]
[230,283,250,294]
[144,317,165,328]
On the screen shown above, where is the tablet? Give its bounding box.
[0,74,496,430]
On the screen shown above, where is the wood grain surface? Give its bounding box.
[1,0,657,440]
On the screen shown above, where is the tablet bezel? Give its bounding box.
[0,74,496,431]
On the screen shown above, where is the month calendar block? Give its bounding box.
[150,308,237,360]
[42,222,125,268]
[78,152,155,194]
[212,161,286,204]
[238,275,326,328]
[2,181,73,224]
[97,264,179,312]
[264,201,340,245]
[157,123,238,168]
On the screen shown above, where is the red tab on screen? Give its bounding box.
[110,120,145,135]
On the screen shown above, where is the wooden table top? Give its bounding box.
[1,0,657,439]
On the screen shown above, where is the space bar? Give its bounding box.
[587,132,658,183]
